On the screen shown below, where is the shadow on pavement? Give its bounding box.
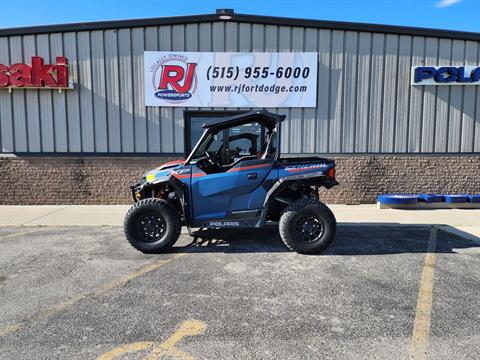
[173,223,479,255]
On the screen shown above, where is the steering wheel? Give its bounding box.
[205,151,222,169]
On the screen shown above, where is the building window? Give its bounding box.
[183,111,243,156]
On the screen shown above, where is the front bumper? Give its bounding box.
[131,183,142,202]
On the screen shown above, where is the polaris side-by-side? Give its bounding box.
[124,110,338,254]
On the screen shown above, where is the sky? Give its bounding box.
[0,0,478,33]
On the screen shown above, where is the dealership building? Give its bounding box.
[0,9,479,205]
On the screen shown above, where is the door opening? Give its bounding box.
[183,111,243,157]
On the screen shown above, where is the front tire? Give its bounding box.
[279,198,336,254]
[124,198,181,253]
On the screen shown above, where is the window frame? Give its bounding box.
[183,110,243,158]
[184,110,267,163]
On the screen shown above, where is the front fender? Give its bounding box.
[130,175,173,202]
[147,174,172,185]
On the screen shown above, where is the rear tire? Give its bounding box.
[279,198,336,254]
[124,198,181,253]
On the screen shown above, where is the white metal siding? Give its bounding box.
[0,21,479,154]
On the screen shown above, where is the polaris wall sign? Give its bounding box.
[412,66,480,85]
[144,52,318,107]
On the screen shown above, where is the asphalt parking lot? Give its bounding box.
[0,224,479,359]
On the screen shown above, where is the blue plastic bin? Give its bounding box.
[378,194,418,205]
[418,194,444,203]
[466,195,480,203]
[443,195,469,203]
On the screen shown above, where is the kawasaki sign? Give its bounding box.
[0,56,73,91]
[412,66,480,85]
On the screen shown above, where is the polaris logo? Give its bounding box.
[208,221,240,227]
[412,66,480,85]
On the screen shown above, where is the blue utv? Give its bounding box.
[124,110,339,254]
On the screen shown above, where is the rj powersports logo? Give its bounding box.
[151,54,197,102]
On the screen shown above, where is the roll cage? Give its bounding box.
[185,110,285,167]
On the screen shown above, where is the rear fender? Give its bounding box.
[257,171,338,226]
[263,171,338,207]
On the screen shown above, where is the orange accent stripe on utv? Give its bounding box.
[227,163,271,172]
[171,172,190,179]
[170,170,206,179]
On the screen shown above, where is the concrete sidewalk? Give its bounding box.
[1,204,479,239]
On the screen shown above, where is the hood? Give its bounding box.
[157,159,185,170]
[143,159,185,183]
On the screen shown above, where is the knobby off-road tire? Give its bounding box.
[124,198,181,253]
[279,198,336,254]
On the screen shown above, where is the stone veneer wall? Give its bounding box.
[0,155,479,205]
[319,155,479,204]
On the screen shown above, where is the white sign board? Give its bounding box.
[144,52,318,107]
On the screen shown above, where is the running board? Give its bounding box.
[194,209,264,228]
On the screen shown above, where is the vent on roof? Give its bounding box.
[216,9,234,20]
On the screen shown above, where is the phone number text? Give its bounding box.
[206,66,311,80]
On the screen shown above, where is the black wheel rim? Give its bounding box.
[294,215,324,242]
[137,214,166,242]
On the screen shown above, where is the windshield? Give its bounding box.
[190,122,267,165]
[189,131,222,163]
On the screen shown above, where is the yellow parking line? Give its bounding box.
[147,319,206,360]
[409,226,438,360]
[97,342,155,360]
[0,230,42,241]
[0,253,186,338]
[97,319,206,360]
[0,324,23,337]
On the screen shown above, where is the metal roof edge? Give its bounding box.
[0,11,479,42]
[233,13,480,41]
[0,13,218,37]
